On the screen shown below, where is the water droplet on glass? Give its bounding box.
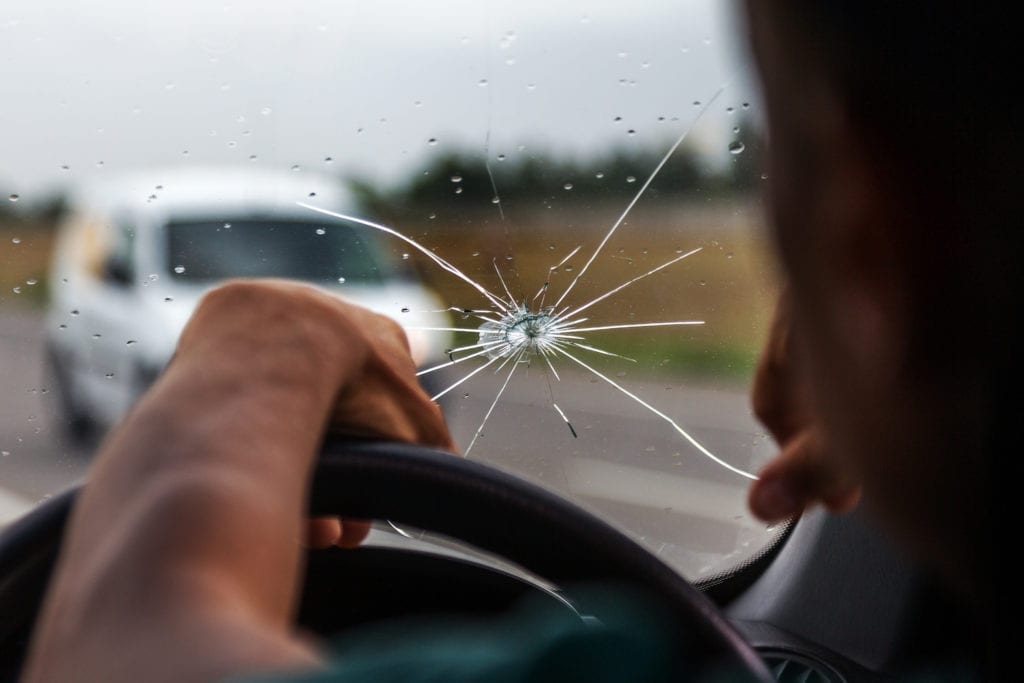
[595,172,605,179]
[478,79,488,87]
[450,175,462,183]
[626,176,636,183]
[563,182,574,190]
[496,154,506,161]
[728,141,745,155]
[427,137,438,145]
[627,129,636,136]
[698,279,706,287]
[400,307,410,313]
[428,213,436,220]
[402,253,410,260]
[742,102,750,109]
[164,297,174,302]
[7,194,19,202]
[454,187,463,194]
[761,173,769,180]
[324,156,334,164]
[174,265,185,274]
[105,373,114,379]
[315,228,326,235]
[60,165,70,171]
[491,197,500,204]
[12,286,21,294]
[726,106,735,114]
[692,100,701,107]
[726,252,734,259]
[26,278,37,286]
[70,309,79,315]
[58,324,67,330]
[96,160,104,168]
[261,107,273,116]
[223,222,232,229]
[308,192,317,197]
[732,126,740,134]
[526,83,536,91]
[92,333,101,339]
[126,340,137,345]
[337,277,346,284]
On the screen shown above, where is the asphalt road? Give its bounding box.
[0,309,777,579]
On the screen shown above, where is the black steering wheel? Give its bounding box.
[0,439,772,681]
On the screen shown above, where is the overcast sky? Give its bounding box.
[1,0,758,202]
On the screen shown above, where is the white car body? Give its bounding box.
[46,166,452,433]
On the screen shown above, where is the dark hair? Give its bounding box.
[766,4,1019,676]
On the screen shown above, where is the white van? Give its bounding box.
[45,167,452,438]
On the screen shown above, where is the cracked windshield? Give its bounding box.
[1,0,780,580]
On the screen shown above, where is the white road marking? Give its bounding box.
[0,485,35,527]
[564,456,760,528]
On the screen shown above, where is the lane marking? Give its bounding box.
[564,456,760,528]
[0,485,35,527]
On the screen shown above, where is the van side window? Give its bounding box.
[103,224,136,287]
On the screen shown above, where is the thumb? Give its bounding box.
[747,428,862,522]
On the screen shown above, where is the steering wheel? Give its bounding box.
[0,439,772,681]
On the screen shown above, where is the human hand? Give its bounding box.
[747,291,862,522]
[177,279,457,549]
[24,280,458,683]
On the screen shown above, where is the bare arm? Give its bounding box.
[22,280,454,683]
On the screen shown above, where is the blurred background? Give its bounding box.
[1,0,780,579]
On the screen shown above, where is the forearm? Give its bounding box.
[25,283,355,682]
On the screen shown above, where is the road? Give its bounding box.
[0,309,777,580]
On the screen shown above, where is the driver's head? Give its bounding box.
[744,0,1016,632]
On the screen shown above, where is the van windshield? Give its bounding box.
[166,219,390,284]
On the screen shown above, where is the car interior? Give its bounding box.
[0,439,976,682]
[0,1,981,681]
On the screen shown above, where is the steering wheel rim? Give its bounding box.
[0,438,772,681]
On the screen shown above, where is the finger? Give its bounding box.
[305,517,342,548]
[747,429,862,522]
[751,292,810,443]
[336,519,372,549]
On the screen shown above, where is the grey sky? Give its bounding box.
[1,0,757,201]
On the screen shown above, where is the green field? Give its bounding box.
[386,199,780,380]
[2,199,780,380]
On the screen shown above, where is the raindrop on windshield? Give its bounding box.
[728,141,745,155]
[337,277,346,284]
[7,194,18,202]
[173,265,185,274]
[315,228,326,235]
